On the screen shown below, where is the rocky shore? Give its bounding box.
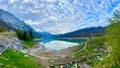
[28,42,77,58]
[27,42,79,68]
[0,35,22,54]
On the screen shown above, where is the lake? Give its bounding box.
[36,38,87,50]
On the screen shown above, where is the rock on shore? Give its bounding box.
[0,35,22,50]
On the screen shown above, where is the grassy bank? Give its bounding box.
[22,41,36,49]
[72,37,106,66]
[0,49,44,68]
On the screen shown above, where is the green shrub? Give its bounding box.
[95,10,120,68]
[0,26,7,32]
[22,41,36,49]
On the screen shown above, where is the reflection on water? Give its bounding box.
[39,40,78,50]
[37,39,87,50]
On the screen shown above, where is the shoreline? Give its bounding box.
[27,43,79,67]
[28,42,78,57]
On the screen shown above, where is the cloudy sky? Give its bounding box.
[0,0,120,34]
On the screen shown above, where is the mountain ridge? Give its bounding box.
[56,26,106,38]
[0,9,46,38]
[0,9,32,31]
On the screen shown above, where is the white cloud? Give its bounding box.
[113,4,120,11]
[0,0,120,34]
[23,0,30,3]
[10,0,16,3]
[25,20,40,25]
[36,29,42,32]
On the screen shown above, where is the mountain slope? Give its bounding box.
[0,9,55,39]
[0,9,32,31]
[57,27,105,38]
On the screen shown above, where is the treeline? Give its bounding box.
[16,28,35,41]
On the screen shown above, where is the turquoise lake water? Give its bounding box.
[36,39,87,50]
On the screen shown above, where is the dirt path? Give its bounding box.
[29,52,50,68]
[69,42,87,56]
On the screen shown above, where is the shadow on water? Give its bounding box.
[58,38,87,43]
[34,36,56,43]
[35,37,87,44]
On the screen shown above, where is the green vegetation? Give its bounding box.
[50,65,55,68]
[73,37,105,66]
[94,34,102,37]
[22,41,36,49]
[0,26,7,32]
[16,28,36,48]
[0,49,44,68]
[94,10,120,68]
[72,10,120,68]
[16,28,35,41]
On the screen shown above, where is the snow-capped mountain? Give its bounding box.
[0,9,32,31]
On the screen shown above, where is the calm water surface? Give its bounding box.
[36,39,87,50]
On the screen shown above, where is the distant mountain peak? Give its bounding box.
[0,9,32,31]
